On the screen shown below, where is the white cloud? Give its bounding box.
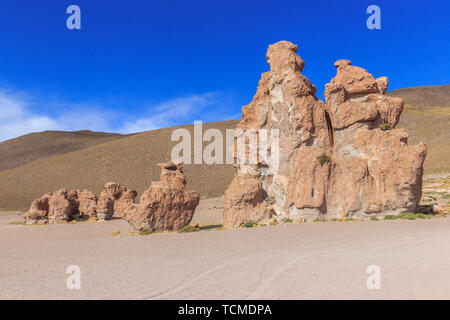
[0,90,59,141]
[0,89,238,142]
[119,92,225,133]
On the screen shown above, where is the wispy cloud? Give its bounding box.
[119,92,236,133]
[0,89,239,142]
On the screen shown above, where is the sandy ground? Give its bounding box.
[1,198,450,300]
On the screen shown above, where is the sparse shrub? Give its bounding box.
[379,123,393,131]
[399,213,417,220]
[87,217,98,223]
[313,218,321,223]
[9,221,23,225]
[370,216,378,221]
[139,228,152,235]
[317,153,331,166]
[441,193,450,199]
[178,225,200,233]
[384,213,428,220]
[270,219,278,226]
[109,230,121,236]
[243,221,257,228]
[282,218,293,223]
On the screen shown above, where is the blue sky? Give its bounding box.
[0,0,448,141]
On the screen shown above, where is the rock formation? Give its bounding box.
[22,189,75,224]
[223,173,273,228]
[23,193,51,224]
[122,161,200,232]
[23,169,199,229]
[73,189,98,218]
[23,183,135,224]
[223,40,427,227]
[98,182,137,219]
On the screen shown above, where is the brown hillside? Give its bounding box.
[389,85,450,174]
[388,85,450,107]
[0,121,239,211]
[396,104,450,174]
[0,130,129,171]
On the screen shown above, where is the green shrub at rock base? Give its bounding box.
[178,225,200,233]
[243,221,257,228]
[317,153,331,166]
[379,123,393,131]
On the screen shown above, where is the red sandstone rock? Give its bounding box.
[223,41,427,226]
[122,161,200,232]
[96,191,114,221]
[101,182,137,218]
[23,193,51,224]
[223,173,273,228]
[47,189,75,224]
[76,189,98,218]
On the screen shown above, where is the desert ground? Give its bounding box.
[1,194,450,300]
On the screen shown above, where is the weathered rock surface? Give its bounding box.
[47,189,75,224]
[122,161,200,232]
[24,189,77,224]
[23,184,128,224]
[100,182,137,219]
[223,173,273,228]
[96,192,114,221]
[23,193,51,224]
[73,189,98,218]
[223,41,427,226]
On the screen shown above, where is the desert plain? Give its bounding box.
[1,193,450,299]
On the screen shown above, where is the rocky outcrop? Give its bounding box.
[47,189,75,224]
[73,189,98,218]
[23,183,133,224]
[223,173,273,228]
[22,172,198,228]
[122,161,200,232]
[23,193,51,224]
[99,182,137,219]
[223,41,427,226]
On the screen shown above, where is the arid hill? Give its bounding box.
[0,84,449,211]
[388,85,450,107]
[389,85,450,174]
[0,121,238,211]
[0,130,129,171]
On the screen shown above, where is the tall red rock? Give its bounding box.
[223,41,427,226]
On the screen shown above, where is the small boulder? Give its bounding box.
[77,189,98,218]
[223,173,273,228]
[47,189,75,224]
[101,182,137,218]
[122,161,200,232]
[23,193,51,224]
